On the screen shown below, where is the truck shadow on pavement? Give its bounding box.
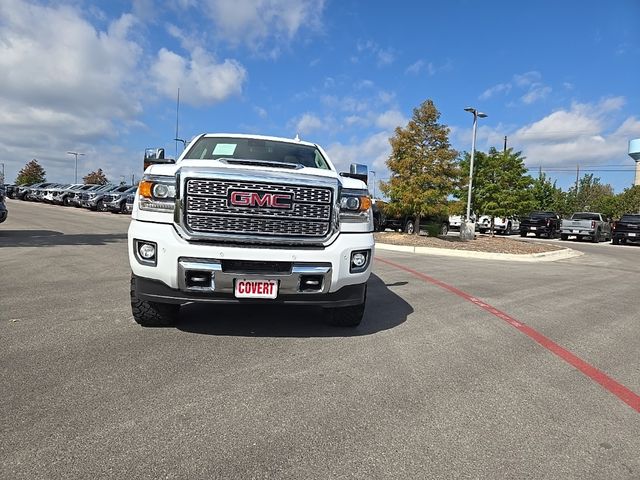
[176,274,413,337]
[0,230,127,247]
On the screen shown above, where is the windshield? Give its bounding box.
[530,212,555,218]
[620,214,640,223]
[183,136,330,170]
[572,213,600,220]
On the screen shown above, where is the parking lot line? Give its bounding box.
[376,256,640,414]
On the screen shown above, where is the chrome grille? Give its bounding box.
[184,178,333,238]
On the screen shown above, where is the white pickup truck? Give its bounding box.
[128,133,374,328]
[560,212,611,242]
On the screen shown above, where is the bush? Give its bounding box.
[425,223,441,237]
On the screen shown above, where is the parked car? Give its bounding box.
[611,214,640,245]
[384,213,449,236]
[477,215,519,234]
[79,184,119,211]
[125,193,135,213]
[4,184,18,199]
[448,214,476,231]
[52,184,84,205]
[70,184,103,207]
[104,185,137,213]
[520,211,561,238]
[560,212,611,242]
[0,192,7,224]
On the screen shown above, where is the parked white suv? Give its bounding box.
[128,133,375,328]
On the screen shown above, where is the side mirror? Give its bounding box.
[340,163,368,184]
[143,147,175,171]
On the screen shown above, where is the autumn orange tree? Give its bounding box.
[83,168,109,185]
[380,99,459,234]
[16,159,46,185]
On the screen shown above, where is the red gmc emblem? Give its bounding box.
[228,190,293,209]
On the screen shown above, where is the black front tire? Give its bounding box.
[560,234,568,240]
[325,302,365,327]
[130,275,179,327]
[404,220,415,234]
[520,231,527,237]
[612,237,620,245]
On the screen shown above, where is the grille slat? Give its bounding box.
[184,178,333,238]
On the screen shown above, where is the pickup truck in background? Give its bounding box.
[519,211,561,238]
[477,215,519,235]
[611,214,640,245]
[560,212,611,242]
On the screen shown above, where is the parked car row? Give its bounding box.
[3,182,137,214]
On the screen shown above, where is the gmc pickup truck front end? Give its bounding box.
[128,134,374,327]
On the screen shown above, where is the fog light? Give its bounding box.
[352,253,366,267]
[139,243,156,259]
[350,250,370,273]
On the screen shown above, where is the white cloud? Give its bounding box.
[504,98,632,168]
[521,85,552,104]
[354,39,396,67]
[151,47,247,106]
[202,0,326,55]
[325,132,391,174]
[479,83,512,100]
[294,113,327,135]
[405,60,426,75]
[514,71,541,87]
[0,0,145,182]
[375,110,407,130]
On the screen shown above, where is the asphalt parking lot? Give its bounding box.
[1,200,639,479]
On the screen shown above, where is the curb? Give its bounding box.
[376,242,583,262]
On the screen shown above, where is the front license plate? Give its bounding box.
[572,229,580,233]
[629,233,636,237]
[234,279,278,299]
[530,226,537,231]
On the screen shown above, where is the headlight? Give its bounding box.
[339,188,372,223]
[138,176,176,212]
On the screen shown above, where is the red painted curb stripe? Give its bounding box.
[377,256,640,414]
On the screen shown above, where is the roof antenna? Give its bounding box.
[294,132,301,142]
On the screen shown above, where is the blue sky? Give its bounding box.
[1,0,639,193]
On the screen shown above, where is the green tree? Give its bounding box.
[471,147,535,235]
[613,185,640,218]
[564,174,614,216]
[380,99,459,235]
[531,171,563,212]
[83,168,108,185]
[16,159,46,185]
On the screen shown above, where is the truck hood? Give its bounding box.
[146,159,368,189]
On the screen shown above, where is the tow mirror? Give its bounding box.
[143,147,175,171]
[340,163,368,184]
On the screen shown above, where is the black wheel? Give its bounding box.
[325,288,366,327]
[520,231,526,237]
[561,234,568,240]
[612,237,620,245]
[130,274,179,327]
[534,232,540,237]
[440,223,449,236]
[404,220,415,234]
[591,230,600,243]
[97,200,106,212]
[505,222,512,235]
[63,196,70,206]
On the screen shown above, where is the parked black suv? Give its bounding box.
[520,211,561,238]
[0,191,7,224]
[612,214,640,245]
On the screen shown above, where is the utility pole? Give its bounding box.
[67,151,85,183]
[575,164,580,192]
[175,87,180,158]
[503,136,507,153]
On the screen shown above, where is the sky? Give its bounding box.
[1,0,639,194]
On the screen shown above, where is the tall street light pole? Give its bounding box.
[461,107,487,240]
[369,170,376,198]
[67,151,85,183]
